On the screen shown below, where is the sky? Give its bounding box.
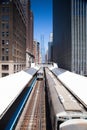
[31,0,52,51]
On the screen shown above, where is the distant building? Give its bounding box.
[53,0,87,75]
[45,49,48,63]
[33,41,40,64]
[48,42,53,62]
[0,0,26,77]
[48,33,53,62]
[41,35,45,63]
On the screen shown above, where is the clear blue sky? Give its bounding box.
[31,0,52,50]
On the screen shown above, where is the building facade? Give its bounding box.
[20,0,34,68]
[0,0,26,77]
[33,41,40,64]
[53,0,87,75]
[48,33,53,62]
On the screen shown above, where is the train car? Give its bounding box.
[60,119,87,130]
[37,67,44,80]
[45,68,87,130]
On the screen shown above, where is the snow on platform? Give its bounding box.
[0,67,39,119]
[50,67,87,107]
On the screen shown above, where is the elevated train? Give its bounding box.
[36,67,44,80]
[45,68,87,130]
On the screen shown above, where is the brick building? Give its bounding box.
[0,0,26,77]
[20,0,34,68]
[33,41,40,64]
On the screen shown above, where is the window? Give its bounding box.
[2,40,5,45]
[2,48,5,54]
[6,48,9,54]
[14,65,16,71]
[2,7,5,13]
[2,23,5,29]
[6,23,9,29]
[2,15,9,21]
[2,73,9,77]
[6,31,9,36]
[2,40,9,45]
[2,56,4,61]
[2,32,5,37]
[2,23,9,29]
[2,2,5,4]
[2,65,9,70]
[6,7,9,12]
[1,0,9,4]
[6,56,9,60]
[6,40,9,45]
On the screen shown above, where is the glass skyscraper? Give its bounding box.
[53,0,87,75]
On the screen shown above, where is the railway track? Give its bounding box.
[15,80,46,130]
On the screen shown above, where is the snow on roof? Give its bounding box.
[58,70,87,107]
[50,67,87,107]
[0,70,32,118]
[60,119,87,130]
[25,67,39,75]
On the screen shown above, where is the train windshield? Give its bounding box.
[37,73,43,76]
[37,69,44,80]
[59,119,87,130]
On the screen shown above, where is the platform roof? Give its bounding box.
[25,67,38,75]
[0,68,37,119]
[58,70,87,107]
[51,67,87,108]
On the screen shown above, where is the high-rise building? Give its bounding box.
[41,35,45,63]
[0,0,26,77]
[20,0,34,68]
[48,33,53,62]
[29,11,33,54]
[53,0,87,75]
[33,41,40,64]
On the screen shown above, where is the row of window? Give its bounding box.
[1,15,9,21]
[2,56,9,61]
[1,56,25,62]
[2,23,9,29]
[2,31,9,37]
[1,63,26,77]
[2,48,9,54]
[0,0,9,5]
[2,65,9,70]
[2,40,9,45]
[1,7,9,13]
[2,73,9,77]
[1,64,26,71]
